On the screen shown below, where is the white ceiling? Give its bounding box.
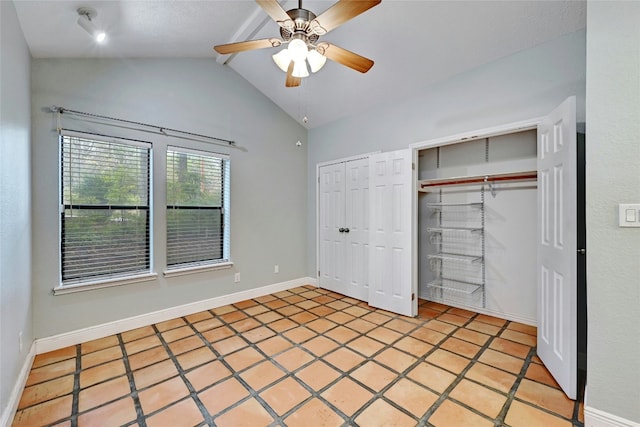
[13,0,586,129]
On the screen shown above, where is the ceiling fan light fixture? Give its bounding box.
[292,60,309,78]
[272,49,292,73]
[288,38,308,63]
[306,49,327,73]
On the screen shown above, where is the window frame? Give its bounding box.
[164,145,231,276]
[54,131,156,294]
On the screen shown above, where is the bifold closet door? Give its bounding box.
[318,158,369,301]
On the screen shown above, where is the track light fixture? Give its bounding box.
[77,7,106,43]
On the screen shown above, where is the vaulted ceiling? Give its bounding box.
[14,0,586,128]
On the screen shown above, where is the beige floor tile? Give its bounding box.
[295,360,341,391]
[121,326,156,343]
[475,313,508,327]
[394,336,434,357]
[478,349,524,375]
[138,377,191,414]
[411,327,448,345]
[525,363,561,389]
[76,396,137,427]
[515,379,574,418]
[374,348,418,373]
[186,360,232,391]
[324,325,359,343]
[155,318,187,332]
[489,337,531,359]
[145,397,203,427]
[243,304,270,316]
[256,335,294,356]
[453,328,491,346]
[160,325,194,343]
[12,395,72,427]
[424,319,458,335]
[234,299,258,309]
[82,345,125,369]
[345,318,377,334]
[385,318,418,334]
[290,311,319,325]
[349,336,385,357]
[466,320,502,336]
[78,375,131,412]
[384,378,438,418]
[273,347,315,371]
[308,305,336,317]
[167,335,204,355]
[323,347,366,372]
[128,346,170,371]
[267,318,298,332]
[437,313,469,327]
[428,399,494,427]
[211,336,248,355]
[449,379,507,418]
[448,307,477,318]
[79,359,126,388]
[282,326,317,344]
[230,317,262,333]
[277,305,304,317]
[367,326,403,345]
[18,375,74,409]
[81,335,119,355]
[306,318,337,333]
[225,347,265,372]
[175,346,216,370]
[507,322,537,336]
[407,362,457,393]
[355,398,417,427]
[321,377,373,416]
[198,377,249,415]
[254,311,283,324]
[184,310,212,324]
[325,311,355,324]
[191,317,223,333]
[132,359,178,389]
[440,337,481,359]
[25,358,76,387]
[302,335,340,357]
[425,349,470,375]
[123,336,161,356]
[500,329,537,346]
[296,299,320,310]
[220,310,247,323]
[284,397,344,427]
[214,398,273,427]
[239,360,286,391]
[505,400,573,427]
[201,326,235,344]
[351,361,397,391]
[259,377,311,415]
[465,363,517,394]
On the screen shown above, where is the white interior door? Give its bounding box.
[319,163,346,295]
[369,149,416,316]
[537,96,577,400]
[344,158,370,300]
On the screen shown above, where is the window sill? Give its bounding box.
[53,272,158,295]
[163,261,233,278]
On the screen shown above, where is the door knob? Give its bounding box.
[338,228,345,233]
[344,228,350,233]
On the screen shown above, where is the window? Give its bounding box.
[166,146,230,269]
[60,133,151,285]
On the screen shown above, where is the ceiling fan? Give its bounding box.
[214,0,381,87]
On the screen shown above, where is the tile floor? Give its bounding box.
[12,285,584,426]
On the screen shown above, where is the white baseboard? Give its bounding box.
[36,277,315,354]
[584,406,640,427]
[1,342,36,427]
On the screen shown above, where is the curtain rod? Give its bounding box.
[51,106,236,147]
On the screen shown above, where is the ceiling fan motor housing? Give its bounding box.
[280,8,319,44]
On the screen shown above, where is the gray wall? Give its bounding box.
[0,0,33,418]
[585,1,640,422]
[307,30,586,276]
[31,59,308,338]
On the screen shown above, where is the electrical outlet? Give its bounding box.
[19,331,23,353]
[274,264,279,274]
[234,272,240,283]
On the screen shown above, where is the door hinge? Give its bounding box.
[318,176,320,184]
[412,162,415,170]
[412,293,415,301]
[318,270,320,277]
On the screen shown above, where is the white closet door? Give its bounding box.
[537,96,577,400]
[368,149,415,316]
[319,162,346,295]
[344,158,370,300]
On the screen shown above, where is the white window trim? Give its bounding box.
[53,272,158,295]
[163,261,234,278]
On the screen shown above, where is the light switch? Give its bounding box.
[619,204,640,227]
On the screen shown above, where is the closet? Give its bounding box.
[318,156,370,301]
[417,131,538,322]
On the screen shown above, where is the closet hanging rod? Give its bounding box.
[419,170,537,191]
[51,106,236,146]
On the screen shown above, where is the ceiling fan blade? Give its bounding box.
[309,0,381,35]
[316,42,374,73]
[285,61,301,87]
[214,38,282,55]
[256,0,295,30]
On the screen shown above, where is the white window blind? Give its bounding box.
[60,134,151,285]
[166,147,230,269]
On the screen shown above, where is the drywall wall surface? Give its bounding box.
[31,58,308,338]
[585,1,640,422]
[0,0,33,417]
[307,30,586,275]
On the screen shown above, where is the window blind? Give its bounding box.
[166,147,229,268]
[60,134,151,284]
